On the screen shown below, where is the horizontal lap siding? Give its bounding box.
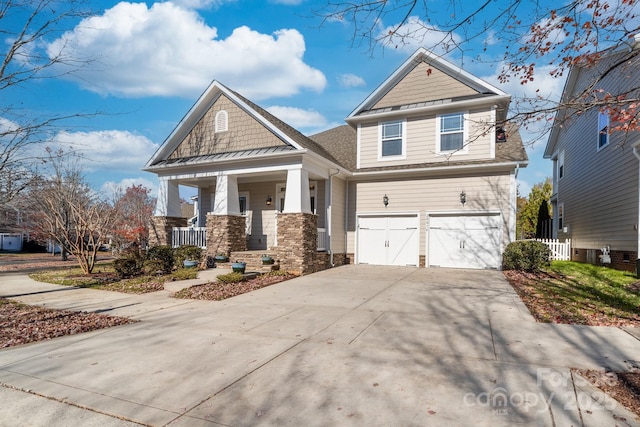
[330,177,346,253]
[359,109,494,169]
[555,54,640,252]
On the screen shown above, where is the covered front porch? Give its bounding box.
[150,162,333,274]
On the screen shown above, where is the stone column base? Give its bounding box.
[149,216,185,247]
[206,214,246,257]
[276,213,317,275]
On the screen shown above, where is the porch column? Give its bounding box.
[213,174,240,215]
[206,173,245,257]
[283,167,311,213]
[149,179,184,247]
[155,179,181,217]
[197,187,213,227]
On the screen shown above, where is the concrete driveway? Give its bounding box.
[1,265,640,426]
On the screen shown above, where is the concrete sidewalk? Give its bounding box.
[0,265,639,426]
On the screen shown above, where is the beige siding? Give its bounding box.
[330,177,347,253]
[553,53,640,252]
[352,173,513,256]
[169,94,287,159]
[358,108,495,168]
[373,62,478,109]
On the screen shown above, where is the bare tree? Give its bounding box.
[0,0,93,208]
[317,0,640,137]
[31,150,115,274]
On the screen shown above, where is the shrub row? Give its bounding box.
[113,245,204,278]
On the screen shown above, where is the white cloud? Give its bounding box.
[47,2,326,100]
[50,130,159,173]
[266,106,327,128]
[378,16,462,54]
[101,177,158,198]
[338,73,365,88]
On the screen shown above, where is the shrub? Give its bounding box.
[216,272,245,284]
[113,258,142,278]
[503,240,551,272]
[146,245,174,274]
[174,245,204,266]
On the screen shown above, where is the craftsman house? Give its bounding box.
[544,38,640,274]
[144,48,528,273]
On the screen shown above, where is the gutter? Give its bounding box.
[351,160,528,179]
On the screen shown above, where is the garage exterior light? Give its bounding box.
[460,191,466,206]
[383,194,389,207]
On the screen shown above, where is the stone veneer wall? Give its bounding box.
[206,214,246,257]
[149,216,185,247]
[276,213,317,275]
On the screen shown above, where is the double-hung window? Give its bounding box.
[597,111,609,150]
[437,112,466,153]
[379,120,405,158]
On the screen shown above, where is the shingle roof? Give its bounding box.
[309,125,357,171]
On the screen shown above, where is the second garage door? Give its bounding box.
[428,214,502,269]
[357,215,419,266]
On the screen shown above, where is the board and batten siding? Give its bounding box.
[358,108,495,168]
[169,94,287,160]
[373,62,478,109]
[347,173,513,257]
[553,52,640,252]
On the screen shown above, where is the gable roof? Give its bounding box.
[144,80,345,170]
[309,125,357,171]
[346,48,510,123]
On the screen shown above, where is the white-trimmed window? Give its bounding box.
[379,120,405,159]
[215,110,228,133]
[437,112,467,154]
[558,150,565,179]
[597,111,609,150]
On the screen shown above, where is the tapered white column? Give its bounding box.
[155,179,181,217]
[213,173,240,215]
[283,167,311,213]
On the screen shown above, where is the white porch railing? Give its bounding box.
[536,238,571,261]
[317,228,327,251]
[171,225,327,251]
[172,227,207,249]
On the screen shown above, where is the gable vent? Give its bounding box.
[215,110,228,132]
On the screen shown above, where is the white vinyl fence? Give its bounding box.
[172,227,207,249]
[535,238,571,261]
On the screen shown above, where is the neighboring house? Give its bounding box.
[544,40,640,274]
[144,48,528,274]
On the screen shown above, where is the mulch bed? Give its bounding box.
[575,369,640,418]
[0,299,136,348]
[174,273,297,300]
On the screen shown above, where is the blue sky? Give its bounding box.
[3,0,563,199]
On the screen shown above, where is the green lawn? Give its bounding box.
[504,261,640,326]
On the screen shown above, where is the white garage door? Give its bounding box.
[428,214,502,269]
[357,215,419,266]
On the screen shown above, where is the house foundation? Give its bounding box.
[276,213,317,274]
[206,214,246,257]
[149,216,184,247]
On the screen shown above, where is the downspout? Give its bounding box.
[345,179,349,264]
[633,146,640,277]
[327,169,340,267]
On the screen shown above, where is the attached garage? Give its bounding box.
[357,214,419,266]
[428,213,502,269]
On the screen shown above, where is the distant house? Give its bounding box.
[144,48,528,274]
[544,37,640,274]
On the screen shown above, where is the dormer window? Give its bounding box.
[379,119,406,159]
[215,110,228,133]
[437,112,468,154]
[597,111,609,150]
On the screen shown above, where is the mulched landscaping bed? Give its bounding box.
[174,272,298,300]
[0,299,137,348]
[575,369,640,418]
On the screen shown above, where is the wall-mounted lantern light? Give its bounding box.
[496,127,507,143]
[460,191,466,206]
[383,194,389,207]
[266,196,272,206]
